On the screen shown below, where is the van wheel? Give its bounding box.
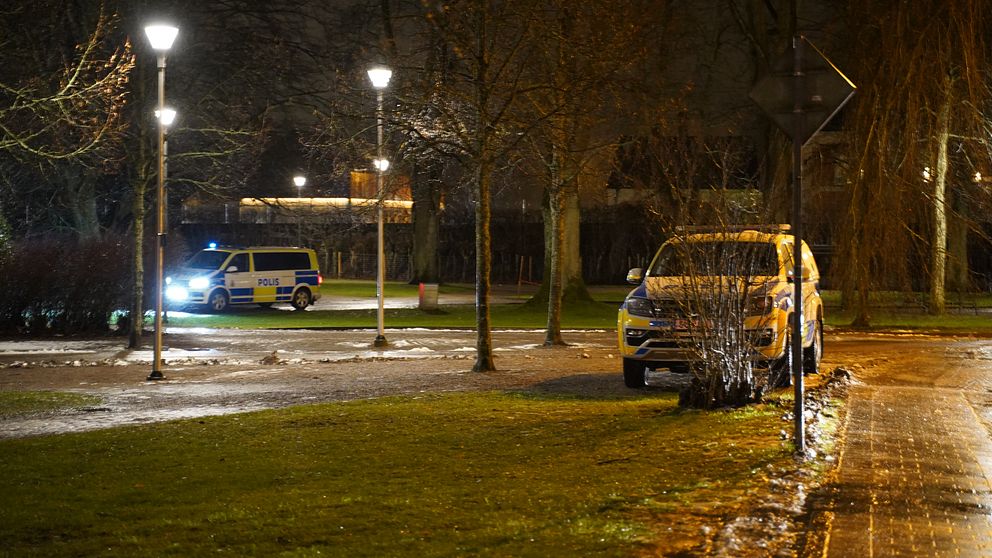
[206,290,229,313]
[623,358,647,388]
[291,288,312,311]
[803,319,823,375]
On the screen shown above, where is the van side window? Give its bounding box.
[227,253,248,272]
[253,252,310,271]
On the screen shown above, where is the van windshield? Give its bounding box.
[649,241,779,277]
[186,250,231,271]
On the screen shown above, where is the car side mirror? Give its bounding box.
[226,265,239,273]
[626,267,644,284]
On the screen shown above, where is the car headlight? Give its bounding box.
[189,276,210,290]
[625,297,655,318]
[746,294,775,316]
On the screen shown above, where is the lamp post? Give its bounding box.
[156,107,176,325]
[368,66,391,348]
[293,175,306,245]
[145,23,178,381]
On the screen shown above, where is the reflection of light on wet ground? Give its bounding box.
[497,344,542,351]
[0,340,110,355]
[0,404,270,439]
[125,348,224,362]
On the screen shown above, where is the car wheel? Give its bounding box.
[206,290,229,313]
[291,288,312,311]
[623,358,647,388]
[803,319,823,375]
[769,332,792,388]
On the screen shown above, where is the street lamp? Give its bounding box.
[293,174,307,195]
[368,65,391,348]
[145,23,178,381]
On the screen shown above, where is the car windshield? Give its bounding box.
[185,250,231,271]
[649,240,779,277]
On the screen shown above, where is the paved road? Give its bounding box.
[806,334,992,557]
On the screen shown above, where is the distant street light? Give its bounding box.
[294,175,306,245]
[368,66,391,348]
[145,23,178,382]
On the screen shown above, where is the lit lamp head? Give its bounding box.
[293,175,307,188]
[373,159,390,172]
[155,108,177,127]
[367,66,392,89]
[144,24,179,51]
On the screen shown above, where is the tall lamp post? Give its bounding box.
[294,174,306,245]
[368,66,391,348]
[145,23,178,381]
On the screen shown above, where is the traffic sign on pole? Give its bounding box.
[749,35,855,455]
[750,36,856,145]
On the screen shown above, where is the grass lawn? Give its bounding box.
[0,391,795,557]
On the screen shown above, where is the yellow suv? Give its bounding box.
[617,225,823,388]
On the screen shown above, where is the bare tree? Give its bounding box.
[515,0,666,346]
[417,0,545,371]
[0,3,134,163]
[668,232,778,407]
[836,0,989,321]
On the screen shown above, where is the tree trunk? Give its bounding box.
[544,158,565,346]
[474,158,496,371]
[128,63,151,349]
[930,82,951,315]
[947,189,970,292]
[410,164,441,284]
[472,1,495,372]
[129,157,149,348]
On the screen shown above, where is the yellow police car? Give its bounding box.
[167,246,322,312]
[617,225,823,388]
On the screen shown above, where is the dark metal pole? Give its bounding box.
[791,35,805,453]
[374,88,387,348]
[148,52,167,381]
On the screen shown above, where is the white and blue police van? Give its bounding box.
[166,246,322,312]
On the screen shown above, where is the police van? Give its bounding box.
[166,246,322,312]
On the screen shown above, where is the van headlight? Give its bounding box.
[189,276,210,290]
[746,294,775,316]
[166,285,189,301]
[625,297,655,317]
